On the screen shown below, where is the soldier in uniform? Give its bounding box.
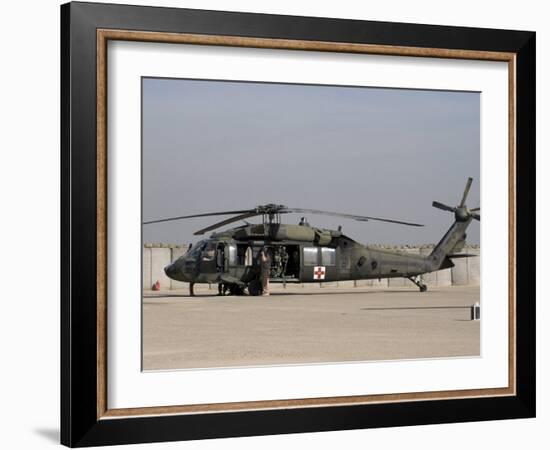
[259,247,272,296]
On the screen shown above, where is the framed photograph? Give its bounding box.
[61,1,535,447]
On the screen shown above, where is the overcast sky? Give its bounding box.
[142,78,480,246]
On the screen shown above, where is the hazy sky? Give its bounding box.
[142,78,480,246]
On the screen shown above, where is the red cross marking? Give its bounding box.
[313,266,326,279]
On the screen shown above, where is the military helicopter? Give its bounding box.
[144,178,480,296]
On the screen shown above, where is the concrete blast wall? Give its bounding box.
[451,246,481,286]
[143,244,190,290]
[143,243,480,291]
[419,246,452,287]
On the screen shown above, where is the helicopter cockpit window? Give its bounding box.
[201,241,216,261]
[187,240,206,259]
[321,247,336,266]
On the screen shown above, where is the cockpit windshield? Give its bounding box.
[187,240,207,259]
[187,240,217,261]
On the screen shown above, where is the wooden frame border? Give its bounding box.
[96,29,516,419]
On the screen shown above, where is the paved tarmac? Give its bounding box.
[142,286,480,370]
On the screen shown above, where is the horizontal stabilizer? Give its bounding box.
[447,253,478,258]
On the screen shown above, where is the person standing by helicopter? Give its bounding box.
[259,247,272,296]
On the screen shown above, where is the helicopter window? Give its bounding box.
[188,240,206,259]
[303,247,318,266]
[228,244,237,265]
[321,248,336,266]
[201,241,216,261]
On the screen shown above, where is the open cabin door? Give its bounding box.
[216,242,226,273]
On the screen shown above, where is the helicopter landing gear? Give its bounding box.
[189,282,195,297]
[247,279,263,296]
[218,283,228,296]
[217,283,243,296]
[228,284,245,296]
[407,275,427,292]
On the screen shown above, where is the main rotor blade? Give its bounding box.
[143,209,254,225]
[432,201,455,213]
[193,212,261,235]
[281,208,424,227]
[459,177,473,207]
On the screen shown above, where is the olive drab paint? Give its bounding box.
[153,179,480,296]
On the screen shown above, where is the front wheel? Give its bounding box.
[247,279,263,296]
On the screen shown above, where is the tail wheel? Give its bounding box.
[247,279,263,296]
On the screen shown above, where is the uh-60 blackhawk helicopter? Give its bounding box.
[144,178,480,296]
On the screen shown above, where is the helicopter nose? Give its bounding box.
[164,261,190,282]
[164,263,177,278]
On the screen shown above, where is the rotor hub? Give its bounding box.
[454,206,470,222]
[255,204,287,214]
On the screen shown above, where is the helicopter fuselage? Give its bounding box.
[159,178,478,295]
[164,223,438,291]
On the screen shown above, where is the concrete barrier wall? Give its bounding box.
[151,247,171,290]
[143,244,189,290]
[143,243,480,290]
[142,247,152,291]
[451,247,480,286]
[170,246,190,290]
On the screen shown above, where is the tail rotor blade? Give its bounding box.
[432,201,455,213]
[470,207,480,212]
[471,212,480,221]
[459,177,473,207]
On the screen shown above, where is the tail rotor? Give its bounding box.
[432,177,480,222]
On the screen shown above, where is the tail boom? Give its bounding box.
[428,218,472,270]
[427,178,480,271]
